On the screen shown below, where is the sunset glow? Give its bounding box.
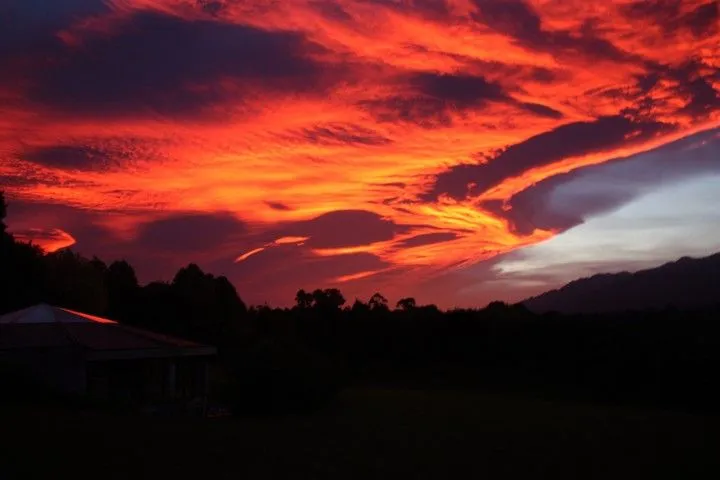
[2,0,718,305]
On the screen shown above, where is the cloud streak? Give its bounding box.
[1,0,718,305]
[10,228,77,253]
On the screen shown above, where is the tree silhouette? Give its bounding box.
[89,256,108,274]
[396,297,417,311]
[311,288,346,311]
[327,289,346,310]
[170,263,246,341]
[108,260,139,292]
[43,250,108,315]
[368,292,389,311]
[351,298,370,314]
[295,289,313,309]
[212,275,248,341]
[0,240,44,314]
[105,260,140,321]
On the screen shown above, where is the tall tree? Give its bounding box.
[0,241,45,314]
[311,288,345,311]
[0,191,47,313]
[351,298,370,314]
[43,250,108,314]
[213,275,248,340]
[396,297,417,311]
[171,263,216,337]
[368,292,389,311]
[295,289,313,309]
[169,264,247,342]
[106,260,140,321]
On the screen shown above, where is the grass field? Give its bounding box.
[1,388,719,479]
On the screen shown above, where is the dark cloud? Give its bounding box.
[292,123,392,146]
[363,72,560,127]
[310,0,354,22]
[527,67,560,84]
[363,0,451,18]
[629,60,720,119]
[670,61,720,117]
[399,232,459,248]
[681,76,719,117]
[276,210,407,249]
[622,1,718,38]
[31,12,332,118]
[471,0,541,37]
[360,73,505,128]
[635,72,662,94]
[412,72,507,106]
[411,0,452,16]
[22,146,116,171]
[427,115,671,200]
[0,0,110,60]
[135,213,246,253]
[196,0,225,16]
[19,137,171,172]
[569,19,637,62]
[470,0,636,64]
[459,59,562,85]
[518,102,564,119]
[265,201,293,211]
[0,173,57,188]
[621,0,682,24]
[498,128,720,235]
[361,96,454,128]
[684,2,719,37]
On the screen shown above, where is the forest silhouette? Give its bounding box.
[2,191,720,413]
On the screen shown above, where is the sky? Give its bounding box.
[1,0,718,307]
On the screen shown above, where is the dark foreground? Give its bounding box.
[1,388,718,479]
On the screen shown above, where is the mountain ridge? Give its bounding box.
[522,252,720,314]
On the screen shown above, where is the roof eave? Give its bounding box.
[85,346,217,361]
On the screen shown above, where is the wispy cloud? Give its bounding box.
[1,0,718,305]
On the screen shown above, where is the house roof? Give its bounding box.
[0,304,216,359]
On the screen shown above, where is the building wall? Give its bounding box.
[0,349,87,396]
[1,349,211,414]
[86,356,210,414]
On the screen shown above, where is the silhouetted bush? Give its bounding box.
[220,338,345,414]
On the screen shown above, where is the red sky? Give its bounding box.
[1,0,719,306]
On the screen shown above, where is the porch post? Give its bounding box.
[166,360,176,400]
[202,360,210,416]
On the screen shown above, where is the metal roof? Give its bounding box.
[0,304,216,359]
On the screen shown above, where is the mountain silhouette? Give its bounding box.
[522,252,720,314]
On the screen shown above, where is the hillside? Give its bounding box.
[522,252,720,314]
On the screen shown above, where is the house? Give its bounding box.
[0,304,216,414]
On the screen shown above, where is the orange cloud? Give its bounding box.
[334,269,388,284]
[1,0,718,303]
[235,247,266,263]
[10,228,77,253]
[273,236,309,245]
